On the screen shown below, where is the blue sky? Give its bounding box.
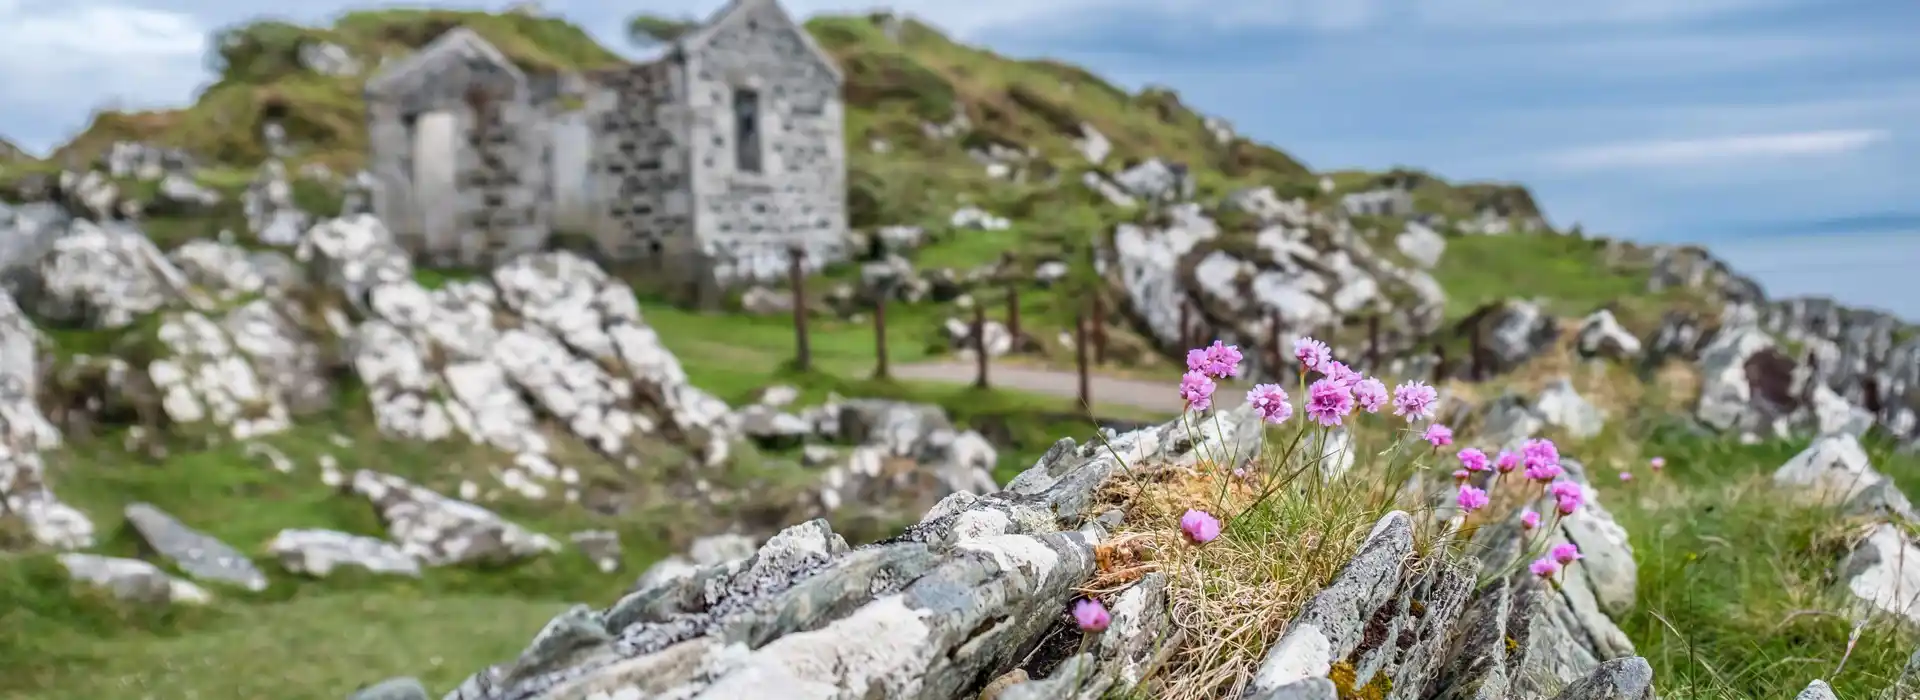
[0,0,1914,318]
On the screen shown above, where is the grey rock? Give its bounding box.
[1249,678,1339,700]
[1773,433,1915,520]
[348,470,560,567]
[1548,656,1654,699]
[124,502,269,591]
[1534,379,1606,439]
[1248,511,1415,693]
[347,676,429,700]
[1576,310,1642,360]
[56,553,211,606]
[268,528,421,578]
[438,406,1258,700]
[1799,679,1839,700]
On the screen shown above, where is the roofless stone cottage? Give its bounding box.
[362,0,850,299]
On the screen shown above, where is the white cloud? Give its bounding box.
[1411,0,1803,28]
[0,0,209,153]
[1543,129,1891,171]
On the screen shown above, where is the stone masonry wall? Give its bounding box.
[581,61,694,264]
[365,37,548,269]
[682,2,849,286]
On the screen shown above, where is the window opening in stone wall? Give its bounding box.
[733,88,762,173]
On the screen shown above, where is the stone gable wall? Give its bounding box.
[682,3,849,286]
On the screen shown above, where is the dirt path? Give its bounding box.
[892,361,1186,415]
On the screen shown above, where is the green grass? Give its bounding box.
[1588,416,1920,698]
[1431,232,1711,330]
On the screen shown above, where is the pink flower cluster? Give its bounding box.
[1548,480,1586,516]
[1175,337,1444,434]
[1178,342,1244,411]
[1530,543,1584,581]
[1521,438,1562,482]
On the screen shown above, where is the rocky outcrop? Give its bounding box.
[123,502,269,591]
[0,289,95,550]
[295,215,737,498]
[56,552,211,606]
[434,408,1249,699]
[728,391,1000,516]
[418,404,1639,700]
[268,528,424,578]
[349,469,561,567]
[1107,193,1445,379]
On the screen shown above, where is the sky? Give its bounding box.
[0,0,1915,318]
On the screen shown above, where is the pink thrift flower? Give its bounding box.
[1322,361,1360,388]
[1548,481,1586,516]
[1456,485,1490,513]
[1520,510,1541,530]
[1550,543,1583,566]
[1458,448,1490,473]
[1305,378,1356,427]
[1649,456,1666,471]
[1293,337,1331,371]
[1184,341,1242,379]
[1529,557,1560,579]
[1523,460,1563,483]
[1246,383,1293,424]
[1352,378,1388,413]
[1618,471,1633,482]
[1180,509,1222,545]
[1185,347,1209,373]
[1179,371,1216,411]
[1391,381,1439,422]
[1521,439,1560,471]
[1452,469,1471,482]
[1423,424,1454,447]
[1495,450,1520,474]
[1072,598,1111,632]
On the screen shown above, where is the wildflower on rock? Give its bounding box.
[1353,377,1388,413]
[1521,509,1541,530]
[1180,509,1222,545]
[1305,378,1356,427]
[1246,383,1293,424]
[1072,598,1111,633]
[1458,448,1489,473]
[1521,438,1560,471]
[1649,456,1666,471]
[1179,371,1216,412]
[1618,471,1633,482]
[1550,542,1583,566]
[1457,485,1490,513]
[1529,557,1560,580]
[1423,423,1454,447]
[1294,337,1331,371]
[1452,469,1471,482]
[1495,450,1520,474]
[1523,459,1563,483]
[1548,481,1586,516]
[1186,341,1244,379]
[1391,381,1439,422]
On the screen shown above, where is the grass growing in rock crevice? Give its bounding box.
[1092,342,1457,699]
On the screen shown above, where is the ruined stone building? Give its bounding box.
[363,0,849,293]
